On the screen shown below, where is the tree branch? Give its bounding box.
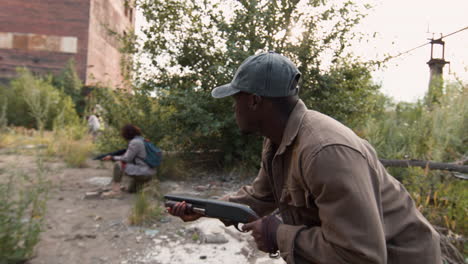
[379,159,468,174]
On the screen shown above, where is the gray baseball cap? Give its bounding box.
[211,51,301,98]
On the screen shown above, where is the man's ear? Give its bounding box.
[249,94,263,110]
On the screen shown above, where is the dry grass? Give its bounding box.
[0,125,94,168]
[0,128,48,151]
[128,179,164,226]
[0,133,16,149]
[47,136,94,168]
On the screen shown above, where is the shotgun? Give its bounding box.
[164,194,259,231]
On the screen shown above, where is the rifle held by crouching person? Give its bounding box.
[164,194,259,231]
[93,148,126,160]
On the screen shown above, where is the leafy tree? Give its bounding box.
[1,68,80,130]
[23,78,51,133]
[305,60,382,128]
[53,59,84,115]
[93,86,165,152]
[114,0,382,167]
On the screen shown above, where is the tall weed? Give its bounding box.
[0,160,49,263]
[128,179,163,226]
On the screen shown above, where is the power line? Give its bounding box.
[380,25,468,63]
[441,26,468,39]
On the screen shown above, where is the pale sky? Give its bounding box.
[354,0,468,102]
[136,0,468,102]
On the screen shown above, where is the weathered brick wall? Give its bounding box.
[0,0,91,81]
[86,0,135,88]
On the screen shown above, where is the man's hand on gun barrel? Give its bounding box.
[166,201,203,222]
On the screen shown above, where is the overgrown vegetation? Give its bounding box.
[52,59,86,115]
[362,80,467,255]
[0,160,49,264]
[0,67,80,131]
[0,64,94,167]
[364,81,466,162]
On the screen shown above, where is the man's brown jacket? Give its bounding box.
[227,100,441,264]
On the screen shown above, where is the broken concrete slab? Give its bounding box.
[86,177,112,187]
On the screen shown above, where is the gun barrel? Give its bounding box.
[93,148,127,160]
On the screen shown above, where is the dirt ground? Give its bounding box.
[0,151,285,264]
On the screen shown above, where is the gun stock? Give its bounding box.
[164,194,259,230]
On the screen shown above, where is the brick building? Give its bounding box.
[0,0,135,88]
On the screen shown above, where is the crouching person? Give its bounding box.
[102,124,156,197]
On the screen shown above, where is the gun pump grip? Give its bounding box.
[165,200,202,215]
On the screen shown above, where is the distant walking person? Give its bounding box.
[101,124,156,197]
[87,114,101,140]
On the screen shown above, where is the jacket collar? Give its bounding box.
[266,99,308,156]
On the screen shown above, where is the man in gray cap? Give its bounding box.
[169,52,441,264]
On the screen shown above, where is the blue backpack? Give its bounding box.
[140,139,163,168]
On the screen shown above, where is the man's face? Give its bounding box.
[232,92,258,134]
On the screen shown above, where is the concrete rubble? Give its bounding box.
[129,218,285,264]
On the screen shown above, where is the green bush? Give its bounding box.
[0,160,49,263]
[92,86,161,152]
[0,68,80,130]
[52,59,85,115]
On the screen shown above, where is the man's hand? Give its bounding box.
[242,215,281,253]
[102,155,113,161]
[167,201,203,222]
